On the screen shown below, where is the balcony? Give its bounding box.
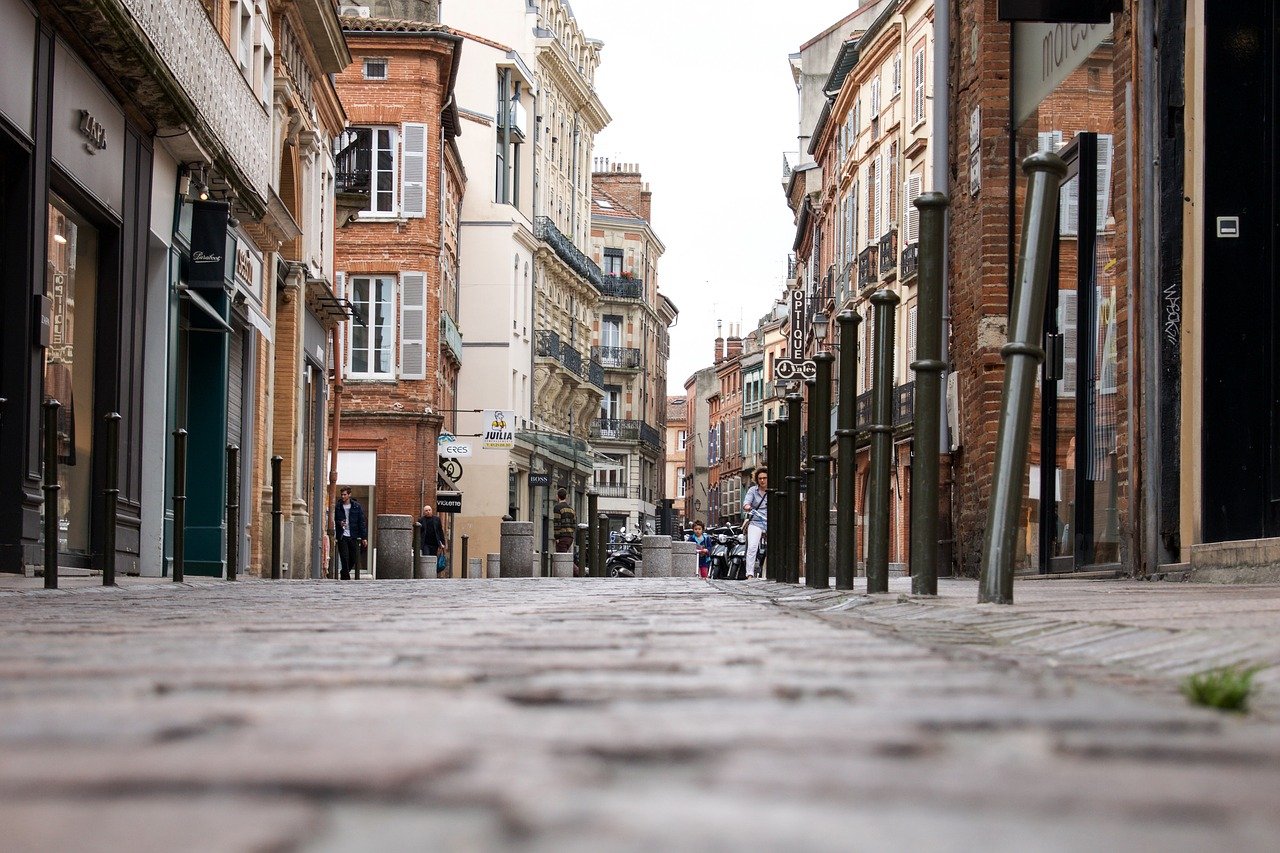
[600,274,643,300]
[857,245,879,290]
[591,419,663,451]
[592,345,642,369]
[440,312,463,365]
[743,398,763,417]
[900,243,920,281]
[535,329,561,359]
[879,229,898,277]
[856,390,872,430]
[894,381,915,428]
[559,340,583,375]
[534,217,604,288]
[334,128,370,197]
[585,359,605,389]
[593,483,633,499]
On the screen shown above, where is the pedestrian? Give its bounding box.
[419,504,448,578]
[688,520,712,579]
[742,468,768,578]
[334,487,367,580]
[552,487,579,575]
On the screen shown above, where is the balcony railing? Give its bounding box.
[743,398,763,417]
[879,229,898,276]
[559,340,583,375]
[534,216,604,288]
[894,381,915,427]
[856,390,873,430]
[591,419,663,451]
[639,422,662,450]
[334,128,371,197]
[600,274,643,300]
[535,329,561,359]
[535,329,593,386]
[592,345,642,369]
[440,312,463,365]
[593,483,632,499]
[585,359,605,389]
[857,245,879,289]
[900,243,920,281]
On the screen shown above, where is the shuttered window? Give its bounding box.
[399,271,427,379]
[907,305,918,372]
[400,122,427,218]
[1058,289,1078,397]
[348,276,395,377]
[912,46,926,126]
[903,173,923,245]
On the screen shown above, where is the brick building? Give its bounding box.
[707,329,745,529]
[331,14,463,565]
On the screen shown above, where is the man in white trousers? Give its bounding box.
[742,468,768,578]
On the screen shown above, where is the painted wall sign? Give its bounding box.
[1013,19,1112,127]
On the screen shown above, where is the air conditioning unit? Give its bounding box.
[339,5,371,18]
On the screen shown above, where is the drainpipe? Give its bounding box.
[501,68,512,203]
[327,325,342,580]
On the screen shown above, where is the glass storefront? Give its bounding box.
[44,196,98,556]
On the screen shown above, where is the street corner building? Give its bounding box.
[0,0,349,579]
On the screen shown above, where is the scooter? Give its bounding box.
[754,532,767,578]
[606,528,641,577]
[708,525,741,580]
[727,529,749,580]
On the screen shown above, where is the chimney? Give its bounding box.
[591,162,645,222]
[714,320,724,364]
[725,328,744,361]
[640,182,652,223]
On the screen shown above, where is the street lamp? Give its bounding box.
[812,309,830,344]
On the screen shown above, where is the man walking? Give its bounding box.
[552,488,578,575]
[419,504,448,578]
[334,487,367,580]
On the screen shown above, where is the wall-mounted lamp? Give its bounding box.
[813,310,830,343]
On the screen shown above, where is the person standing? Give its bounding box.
[419,504,448,578]
[742,468,768,578]
[688,520,712,579]
[552,488,578,575]
[334,487,367,581]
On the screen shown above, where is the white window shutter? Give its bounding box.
[1058,289,1078,397]
[907,305,918,370]
[401,122,427,217]
[400,271,427,379]
[336,271,347,375]
[872,161,882,239]
[904,174,922,245]
[1096,133,1114,229]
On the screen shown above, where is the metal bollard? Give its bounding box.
[42,399,60,589]
[226,444,239,581]
[784,392,804,584]
[803,376,817,585]
[866,289,900,594]
[586,491,599,577]
[412,521,422,579]
[835,310,862,589]
[979,152,1067,604]
[771,412,788,583]
[808,353,834,588]
[172,428,188,583]
[764,419,779,581]
[595,512,609,578]
[270,455,283,580]
[460,534,469,580]
[102,413,121,586]
[910,192,950,596]
[576,523,587,577]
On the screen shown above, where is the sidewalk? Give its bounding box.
[722,576,1280,717]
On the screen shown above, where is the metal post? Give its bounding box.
[576,523,587,577]
[772,412,788,583]
[412,522,423,579]
[866,289,900,594]
[586,490,599,577]
[595,512,608,578]
[764,419,779,581]
[42,399,60,589]
[270,455,283,580]
[835,310,861,589]
[102,413,121,586]
[785,392,804,584]
[172,428,188,583]
[809,353,834,588]
[979,152,1067,603]
[461,533,469,579]
[911,192,950,596]
[226,444,239,581]
[803,376,817,584]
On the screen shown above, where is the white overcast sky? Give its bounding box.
[566,0,861,394]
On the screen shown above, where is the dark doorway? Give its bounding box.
[1201,0,1280,542]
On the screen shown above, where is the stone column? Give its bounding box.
[641,535,672,578]
[375,515,413,579]
[551,552,574,577]
[468,557,484,579]
[500,520,535,578]
[670,540,699,577]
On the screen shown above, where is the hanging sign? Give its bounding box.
[481,409,515,449]
[1013,19,1112,127]
[189,201,230,286]
[435,491,463,513]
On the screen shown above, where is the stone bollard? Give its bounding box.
[670,540,699,577]
[375,515,414,579]
[486,553,500,579]
[500,520,535,577]
[641,535,672,578]
[552,552,574,578]
[468,557,484,579]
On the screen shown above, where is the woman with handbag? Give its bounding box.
[419,504,449,578]
[741,468,768,578]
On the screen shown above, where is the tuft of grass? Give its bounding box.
[1181,665,1262,713]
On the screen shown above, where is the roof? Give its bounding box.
[341,16,453,35]
[591,185,642,220]
[824,0,900,96]
[666,396,687,423]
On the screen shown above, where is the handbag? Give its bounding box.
[436,553,448,571]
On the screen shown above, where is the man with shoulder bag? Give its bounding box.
[419,504,448,578]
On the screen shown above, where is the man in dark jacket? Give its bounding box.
[419,504,448,577]
[334,487,367,580]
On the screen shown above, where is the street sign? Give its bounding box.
[481,409,515,449]
[436,491,462,513]
[788,286,807,360]
[528,472,552,487]
[773,357,816,382]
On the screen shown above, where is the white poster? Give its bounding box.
[481,410,515,449]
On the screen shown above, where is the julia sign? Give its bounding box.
[482,410,515,449]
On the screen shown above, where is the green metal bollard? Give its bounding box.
[866,289,900,594]
[772,411,789,582]
[412,522,423,579]
[764,419,780,581]
[102,412,121,587]
[270,455,283,580]
[809,353,834,589]
[226,444,239,581]
[596,512,609,578]
[910,192,950,596]
[803,376,817,584]
[835,310,862,589]
[173,429,188,583]
[461,533,469,579]
[785,392,804,585]
[979,151,1067,604]
[587,490,599,576]
[42,399,60,589]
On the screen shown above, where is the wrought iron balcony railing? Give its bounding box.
[534,216,604,288]
[856,390,873,430]
[591,419,663,451]
[592,345,642,369]
[857,245,879,290]
[559,340,583,375]
[585,359,605,389]
[894,381,915,427]
[534,329,561,359]
[440,312,463,365]
[599,275,643,300]
[334,128,371,197]
[900,243,920,281]
[879,229,898,276]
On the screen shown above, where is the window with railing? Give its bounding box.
[347,275,395,378]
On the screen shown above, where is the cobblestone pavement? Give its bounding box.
[2,578,1280,852]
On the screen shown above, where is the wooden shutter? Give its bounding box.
[335,272,348,376]
[872,160,882,239]
[400,271,426,379]
[400,122,427,217]
[904,173,923,245]
[1096,133,1114,228]
[1058,289,1078,397]
[907,305,918,371]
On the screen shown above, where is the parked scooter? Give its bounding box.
[606,528,642,577]
[708,525,748,580]
[753,532,767,578]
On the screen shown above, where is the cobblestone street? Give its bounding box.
[3,578,1280,852]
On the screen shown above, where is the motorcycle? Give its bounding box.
[606,528,642,577]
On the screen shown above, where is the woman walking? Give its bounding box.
[742,468,768,578]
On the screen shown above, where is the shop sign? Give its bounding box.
[233,238,263,302]
[481,409,515,449]
[528,473,551,487]
[1013,20,1111,127]
[190,201,230,286]
[438,432,473,457]
[436,491,463,513]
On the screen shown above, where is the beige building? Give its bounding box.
[665,397,689,528]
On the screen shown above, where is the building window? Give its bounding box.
[363,58,388,80]
[335,126,397,215]
[912,46,927,127]
[603,248,623,276]
[348,276,396,377]
[892,53,903,97]
[677,468,686,498]
[678,429,687,450]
